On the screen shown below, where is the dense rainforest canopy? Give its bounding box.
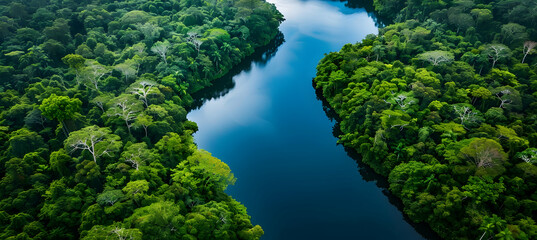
[0,0,282,239]
[315,0,537,239]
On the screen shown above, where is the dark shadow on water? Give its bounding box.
[187,32,285,111]
[329,0,389,27]
[313,83,442,240]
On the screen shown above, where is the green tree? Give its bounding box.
[106,94,143,135]
[96,190,124,206]
[479,214,507,240]
[65,126,122,163]
[172,150,236,194]
[83,225,142,240]
[418,51,454,66]
[121,142,154,171]
[62,54,86,72]
[8,128,45,158]
[39,94,82,135]
[459,138,507,176]
[122,180,149,204]
[133,114,153,138]
[49,149,72,177]
[151,41,171,64]
[462,177,505,205]
[501,23,528,45]
[123,201,183,239]
[155,132,196,167]
[483,44,510,69]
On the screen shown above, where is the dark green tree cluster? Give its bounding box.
[0,0,282,239]
[315,0,537,239]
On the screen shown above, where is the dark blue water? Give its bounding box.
[188,1,435,239]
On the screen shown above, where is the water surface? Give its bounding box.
[188,0,434,239]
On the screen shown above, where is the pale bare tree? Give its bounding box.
[187,32,204,54]
[453,105,477,128]
[192,39,203,54]
[522,41,537,63]
[111,226,130,240]
[79,60,111,91]
[418,50,454,66]
[122,143,150,171]
[134,22,161,41]
[394,94,414,109]
[107,95,143,134]
[496,89,513,108]
[114,62,137,83]
[151,41,171,64]
[519,151,537,164]
[485,44,510,68]
[125,153,143,171]
[460,138,507,169]
[186,32,200,41]
[65,126,121,163]
[130,80,157,107]
[91,93,114,112]
[384,92,417,111]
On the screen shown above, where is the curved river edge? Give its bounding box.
[314,84,442,240]
[187,32,285,112]
[186,2,441,238]
[187,31,441,239]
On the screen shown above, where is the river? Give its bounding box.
[188,0,436,239]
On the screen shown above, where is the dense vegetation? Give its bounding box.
[315,0,537,239]
[0,0,282,239]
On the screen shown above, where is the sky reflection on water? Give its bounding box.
[188,1,432,239]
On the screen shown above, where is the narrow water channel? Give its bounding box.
[188,0,433,239]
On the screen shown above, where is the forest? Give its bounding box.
[0,0,282,239]
[315,0,537,239]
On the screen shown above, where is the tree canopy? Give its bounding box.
[0,0,281,239]
[315,0,537,238]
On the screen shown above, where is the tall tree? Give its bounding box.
[39,94,82,136]
[522,41,536,63]
[128,80,158,107]
[64,125,121,163]
[484,44,510,69]
[418,50,454,66]
[114,61,137,83]
[151,41,171,64]
[107,94,143,134]
[79,60,111,91]
[459,138,507,171]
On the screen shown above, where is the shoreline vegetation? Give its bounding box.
[0,0,282,239]
[315,0,537,239]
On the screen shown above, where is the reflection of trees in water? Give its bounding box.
[314,86,441,240]
[332,0,389,27]
[188,32,285,111]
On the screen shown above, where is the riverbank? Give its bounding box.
[314,1,537,239]
[188,0,433,239]
[0,0,283,239]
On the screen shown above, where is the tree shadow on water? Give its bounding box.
[188,32,285,111]
[330,0,390,27]
[314,85,442,240]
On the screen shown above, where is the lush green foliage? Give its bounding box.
[315,0,537,239]
[0,0,282,239]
